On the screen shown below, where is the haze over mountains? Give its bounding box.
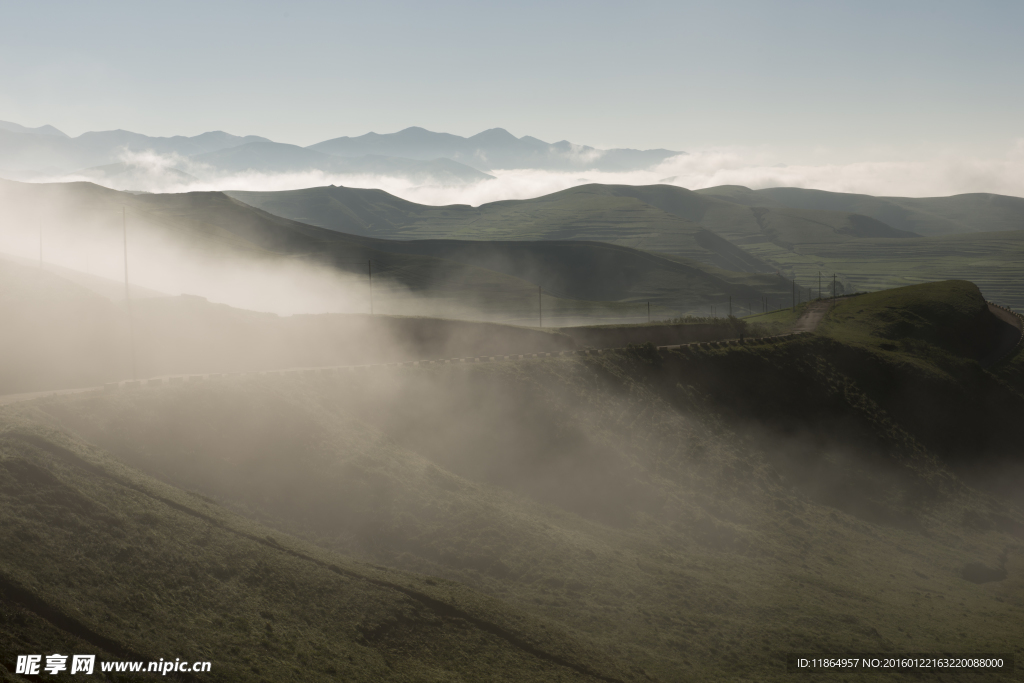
[0,122,270,174]
[0,120,683,192]
[308,126,682,172]
[3,117,1024,310]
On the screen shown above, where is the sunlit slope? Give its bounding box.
[817,281,1005,360]
[12,281,1024,681]
[0,421,625,683]
[698,185,1024,236]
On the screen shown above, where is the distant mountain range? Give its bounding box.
[0,120,683,185]
[0,120,67,137]
[308,126,682,172]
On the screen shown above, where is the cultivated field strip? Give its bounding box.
[745,232,1024,310]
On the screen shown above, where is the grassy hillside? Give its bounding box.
[0,180,795,318]
[226,184,773,272]
[742,229,1024,310]
[816,281,1001,361]
[372,239,791,309]
[0,419,624,683]
[227,183,925,269]
[698,185,1024,237]
[226,182,1024,309]
[3,280,1023,681]
[810,282,1024,468]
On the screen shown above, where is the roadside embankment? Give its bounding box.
[555,320,744,348]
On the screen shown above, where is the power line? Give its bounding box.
[123,207,137,380]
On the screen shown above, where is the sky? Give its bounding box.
[2,0,1023,201]
[2,0,1021,158]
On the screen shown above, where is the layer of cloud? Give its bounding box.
[16,142,1024,206]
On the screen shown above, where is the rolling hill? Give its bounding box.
[227,182,1024,308]
[698,185,1024,236]
[743,228,1024,309]
[0,180,800,324]
[226,184,776,272]
[2,280,1022,681]
[0,418,625,683]
[226,183,918,255]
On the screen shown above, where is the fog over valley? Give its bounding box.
[3,3,1024,680]
[4,121,1024,205]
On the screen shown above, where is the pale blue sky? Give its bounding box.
[2,0,1022,159]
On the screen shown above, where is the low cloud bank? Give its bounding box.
[21,142,1024,205]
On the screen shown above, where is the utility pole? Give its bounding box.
[538,286,542,327]
[368,260,373,315]
[123,208,137,380]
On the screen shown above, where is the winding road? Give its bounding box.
[2,298,1021,406]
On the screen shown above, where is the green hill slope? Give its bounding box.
[5,279,1023,681]
[0,181,797,320]
[0,420,625,683]
[226,184,774,272]
[224,183,930,271]
[227,183,921,249]
[816,280,1004,360]
[698,185,1024,236]
[371,239,788,306]
[741,228,1024,310]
